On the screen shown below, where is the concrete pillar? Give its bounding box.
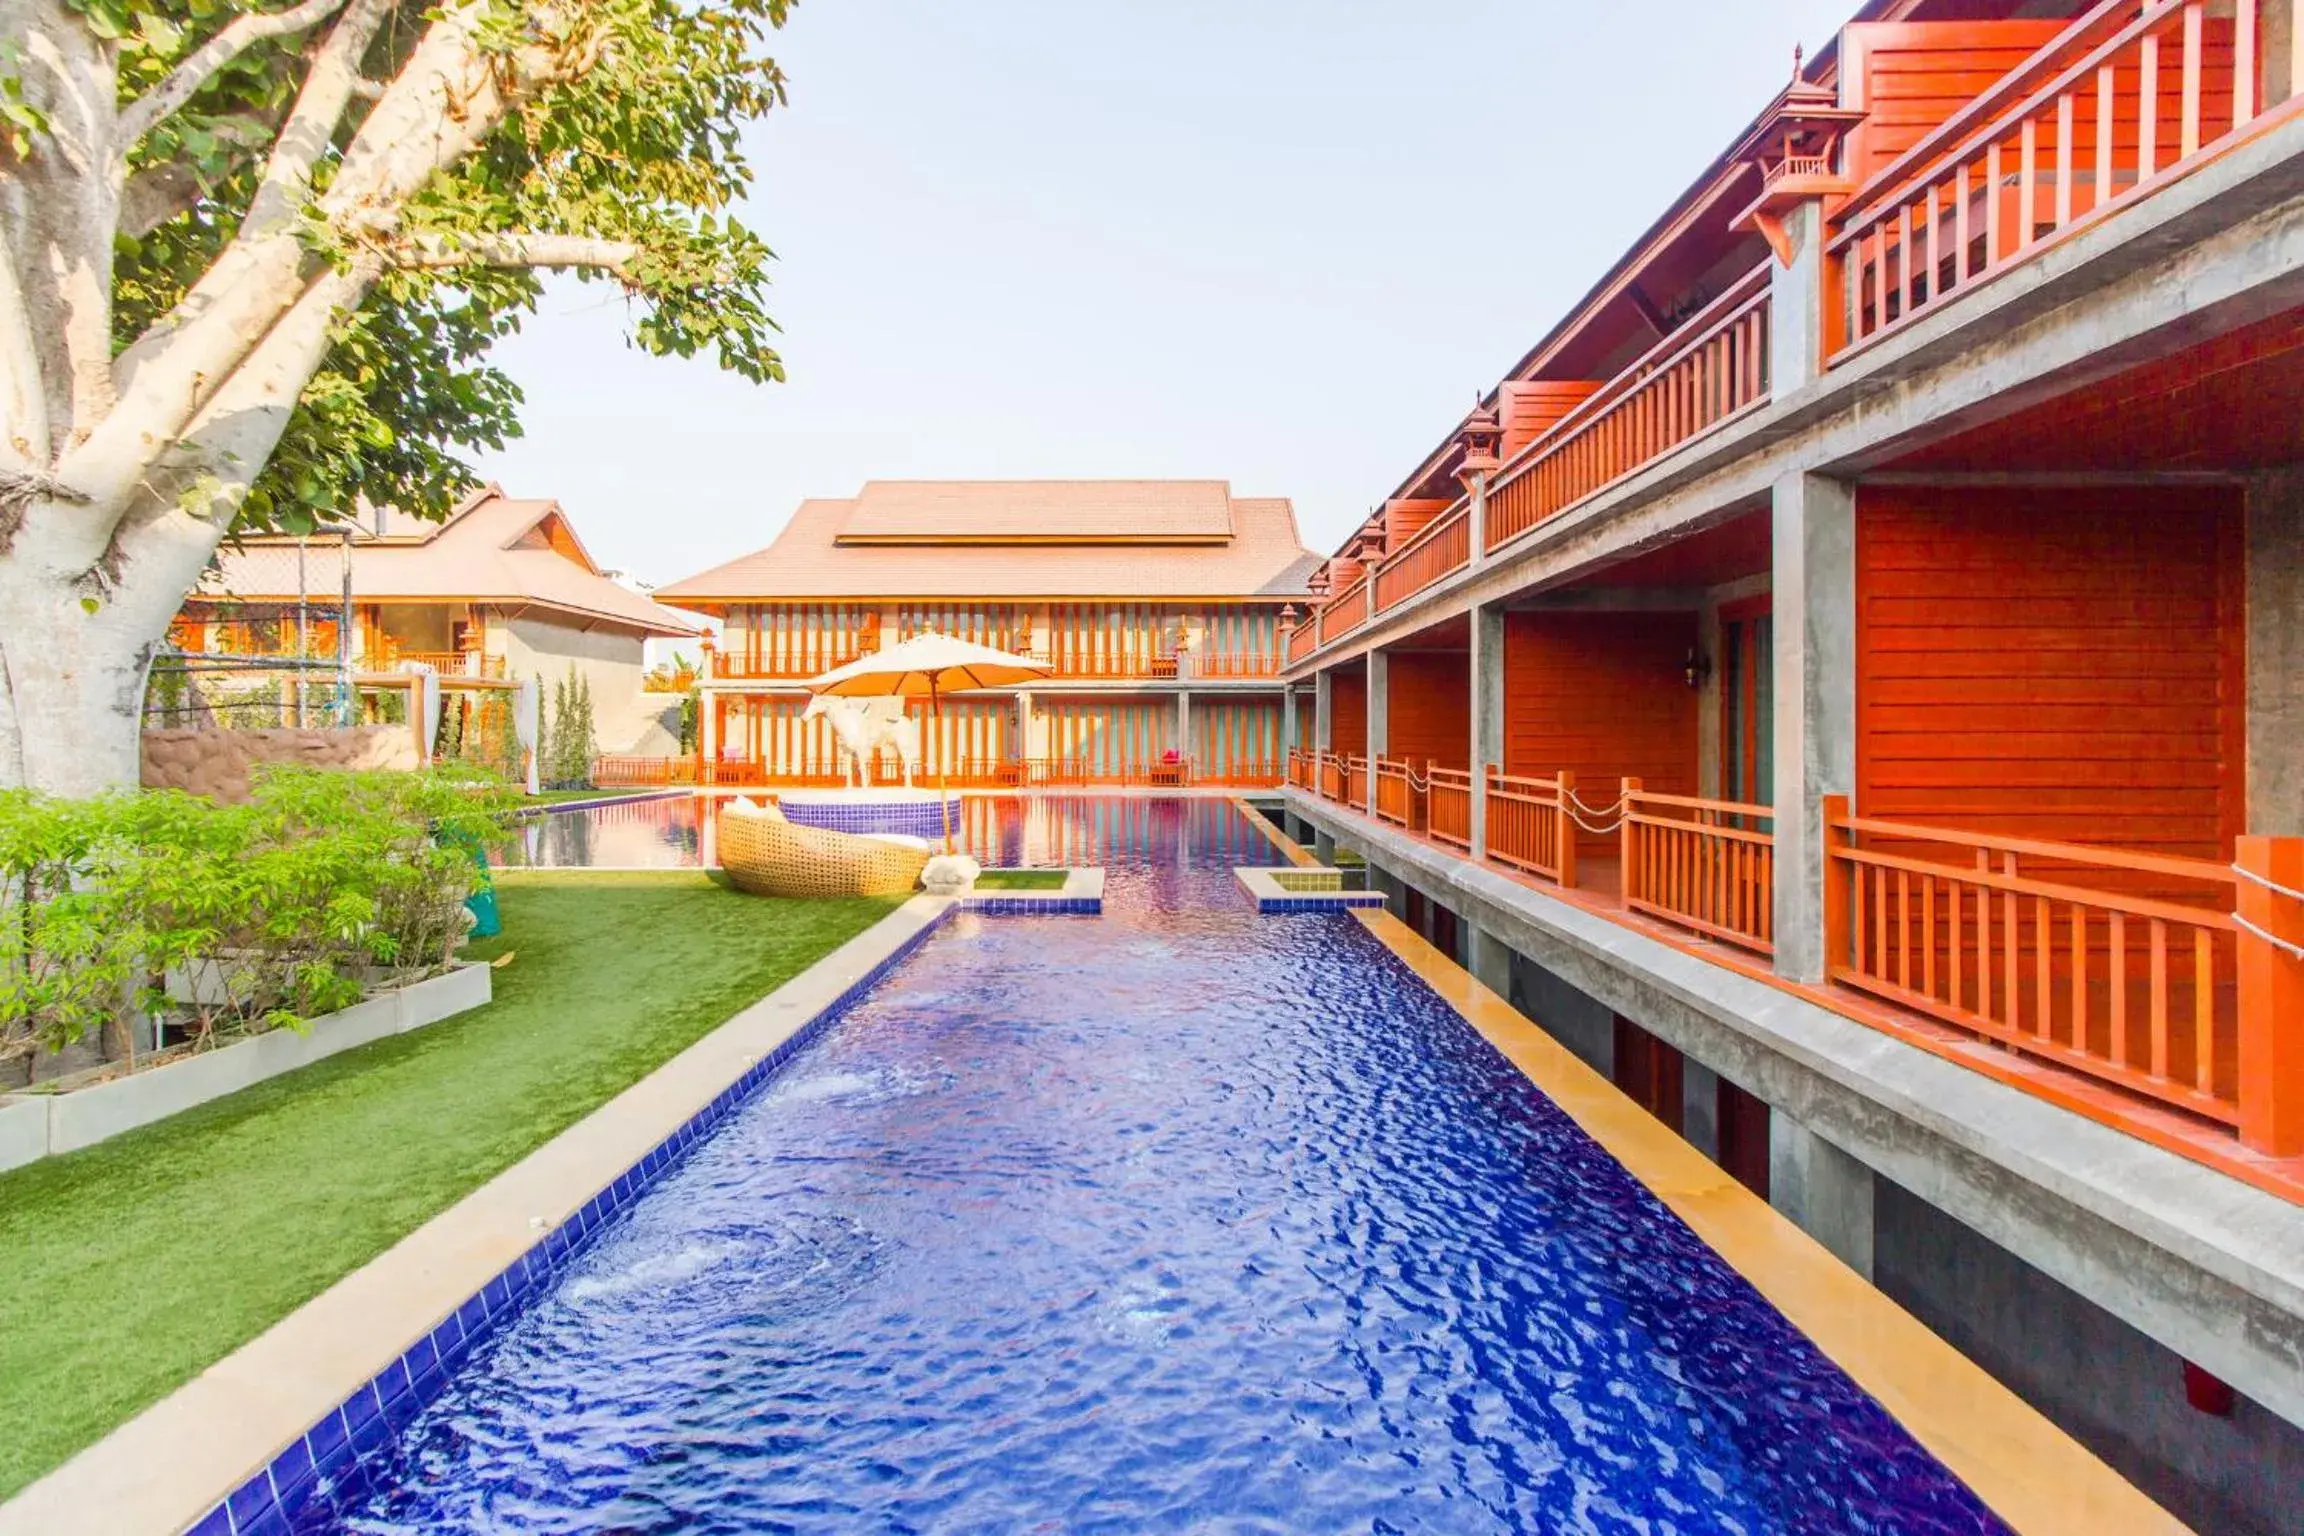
[2247,468,2304,835]
[1468,923,1513,997]
[1469,603,1505,858]
[1681,1060,1721,1163]
[1770,1116,1876,1280]
[1176,689,1192,770]
[1314,670,1333,753]
[1015,690,1036,766]
[1281,687,1299,757]
[1771,471,1858,983]
[1695,600,1725,800]
[1367,650,1390,816]
[1314,830,1337,865]
[1466,472,1490,568]
[1512,959,1616,1079]
[1767,191,1831,396]
[1370,864,1407,918]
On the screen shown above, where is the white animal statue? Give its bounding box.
[802,695,921,788]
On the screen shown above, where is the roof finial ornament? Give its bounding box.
[1792,43,1804,83]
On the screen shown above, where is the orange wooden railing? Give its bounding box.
[1818,797,2304,1139]
[1285,622,1319,667]
[1428,767,1473,852]
[593,755,699,787]
[1374,757,1424,832]
[1286,748,1314,791]
[1343,754,1369,809]
[1486,267,1771,552]
[1485,767,1576,886]
[1827,0,2286,359]
[1621,785,1776,957]
[1187,649,1282,679]
[1321,576,1372,645]
[1318,751,1347,803]
[713,640,868,681]
[1374,503,1472,613]
[384,650,504,679]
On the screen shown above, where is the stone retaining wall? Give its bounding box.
[141,726,419,803]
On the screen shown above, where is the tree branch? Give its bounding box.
[115,0,353,150]
[391,232,641,281]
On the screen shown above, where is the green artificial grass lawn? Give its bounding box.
[0,873,894,1500]
[971,868,1070,891]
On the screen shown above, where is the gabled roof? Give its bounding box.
[840,479,1235,543]
[198,485,707,638]
[658,481,1318,605]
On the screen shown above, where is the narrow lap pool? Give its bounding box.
[321,797,2003,1533]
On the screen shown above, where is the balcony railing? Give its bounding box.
[1185,649,1282,680]
[1374,504,1472,613]
[593,755,701,787]
[373,650,505,680]
[1622,786,1776,957]
[1485,768,1576,886]
[1828,0,2290,359]
[1317,750,1347,803]
[1321,576,1371,645]
[1286,747,1315,791]
[712,640,868,681]
[1374,757,1421,831]
[1486,267,1771,552]
[1427,768,1473,852]
[1822,799,2264,1128]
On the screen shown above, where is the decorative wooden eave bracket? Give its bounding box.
[1729,50,1865,267]
[1454,402,1503,494]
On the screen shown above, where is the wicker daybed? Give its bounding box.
[717,799,930,898]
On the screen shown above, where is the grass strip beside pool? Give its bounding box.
[971,869,1071,891]
[0,873,894,1500]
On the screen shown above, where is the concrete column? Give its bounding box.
[1695,600,1725,800]
[1369,864,1407,918]
[1015,690,1036,766]
[1767,195,1830,396]
[1281,687,1299,757]
[1366,650,1390,816]
[1468,923,1513,997]
[1770,1116,1876,1280]
[1314,830,1337,865]
[1176,690,1192,769]
[1469,603,1505,858]
[1681,1060,1721,1163]
[1771,472,1858,983]
[2248,468,2304,835]
[1314,670,1333,753]
[1467,473,1490,568]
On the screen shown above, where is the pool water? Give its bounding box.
[328,797,2005,1534]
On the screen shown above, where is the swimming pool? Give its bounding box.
[307,797,2005,1533]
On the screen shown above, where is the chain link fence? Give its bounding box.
[146,534,357,730]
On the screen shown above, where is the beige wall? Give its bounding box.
[141,727,421,803]
[488,614,679,754]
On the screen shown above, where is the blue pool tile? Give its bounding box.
[340,1381,381,1436]
[304,1406,350,1479]
[185,1500,233,1536]
[225,1469,275,1527]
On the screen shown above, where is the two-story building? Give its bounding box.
[651,480,1318,786]
[1279,2,2304,1527]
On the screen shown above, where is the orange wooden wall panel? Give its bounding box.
[1328,670,1368,756]
[1386,651,1470,767]
[1854,485,2245,858]
[1845,22,2073,183]
[1503,611,1699,850]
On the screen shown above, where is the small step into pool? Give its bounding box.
[306,797,2004,1533]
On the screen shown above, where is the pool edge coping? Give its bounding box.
[1249,790,2184,1534]
[0,894,958,1536]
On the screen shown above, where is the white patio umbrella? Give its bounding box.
[805,632,1051,852]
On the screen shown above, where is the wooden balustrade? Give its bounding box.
[713,641,867,681]
[1188,650,1281,679]
[1621,786,1776,956]
[1373,504,1472,613]
[1286,748,1315,791]
[1319,575,1371,645]
[1343,754,1369,809]
[1285,622,1318,667]
[1374,757,1424,831]
[1820,797,2304,1139]
[382,650,504,679]
[1428,768,1473,852]
[592,755,699,787]
[1486,268,1771,552]
[1484,767,1576,886]
[1828,0,2282,358]
[1318,751,1347,803]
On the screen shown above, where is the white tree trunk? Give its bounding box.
[0,552,155,795]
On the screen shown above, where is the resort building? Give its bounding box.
[652,479,1318,786]
[1276,1,2304,1527]
[172,484,706,754]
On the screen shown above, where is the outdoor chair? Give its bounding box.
[716,798,931,899]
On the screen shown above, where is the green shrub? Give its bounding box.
[0,767,517,1069]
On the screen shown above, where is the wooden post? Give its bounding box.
[1619,777,1644,907]
[1558,770,1579,889]
[2237,836,2304,1155]
[1821,795,1854,984]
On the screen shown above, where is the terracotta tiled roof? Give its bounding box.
[658,483,1319,605]
[840,479,1234,542]
[199,486,706,637]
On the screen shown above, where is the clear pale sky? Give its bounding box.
[473,0,1861,585]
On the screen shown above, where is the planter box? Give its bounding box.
[0,963,490,1175]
